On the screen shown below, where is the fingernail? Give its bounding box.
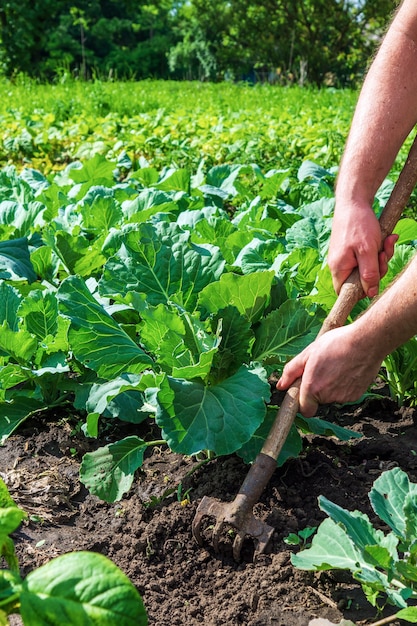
[368,287,378,298]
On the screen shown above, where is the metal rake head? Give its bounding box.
[192,494,274,561]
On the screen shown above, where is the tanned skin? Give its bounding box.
[277,0,417,416]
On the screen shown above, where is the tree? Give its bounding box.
[0,0,176,80]
[0,0,398,84]
[0,0,66,76]
[169,0,398,85]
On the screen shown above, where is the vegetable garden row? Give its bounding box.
[2,80,417,625]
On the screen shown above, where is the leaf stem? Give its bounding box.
[366,613,401,626]
[0,593,21,610]
[146,439,166,447]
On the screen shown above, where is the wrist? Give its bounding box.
[334,181,375,209]
[349,314,389,365]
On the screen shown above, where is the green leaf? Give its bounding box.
[69,154,116,183]
[80,436,149,502]
[0,364,31,394]
[188,213,236,265]
[209,306,253,383]
[259,169,290,199]
[0,397,46,444]
[21,551,148,625]
[397,606,417,622]
[369,467,416,539]
[85,372,160,424]
[198,271,275,323]
[79,191,123,235]
[100,224,225,309]
[252,298,322,362]
[0,507,26,536]
[0,238,37,282]
[297,160,332,182]
[155,364,270,456]
[54,231,106,277]
[155,167,191,192]
[306,264,337,312]
[30,245,60,283]
[291,517,363,571]
[381,245,416,292]
[0,321,37,363]
[285,198,334,252]
[234,238,285,274]
[396,561,417,584]
[0,199,45,238]
[0,282,22,330]
[57,276,153,379]
[274,247,322,295]
[319,496,397,559]
[296,416,361,441]
[18,289,59,340]
[394,218,417,245]
[0,570,22,610]
[0,477,17,509]
[205,164,243,196]
[139,304,218,379]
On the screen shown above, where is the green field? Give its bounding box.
[3,79,417,626]
[1,78,417,499]
[0,79,359,174]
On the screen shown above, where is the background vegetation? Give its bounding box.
[0,0,399,86]
[0,80,359,174]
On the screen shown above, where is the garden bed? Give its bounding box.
[1,391,416,626]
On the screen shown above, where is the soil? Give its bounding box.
[2,388,417,626]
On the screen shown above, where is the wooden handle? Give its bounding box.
[261,132,417,460]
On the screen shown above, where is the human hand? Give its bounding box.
[276,325,383,417]
[328,201,397,297]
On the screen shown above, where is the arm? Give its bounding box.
[330,0,417,297]
[277,253,417,417]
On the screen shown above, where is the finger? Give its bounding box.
[377,234,398,282]
[276,355,306,391]
[378,250,388,281]
[383,234,398,262]
[298,383,319,418]
[357,256,380,299]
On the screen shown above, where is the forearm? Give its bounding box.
[353,253,417,359]
[336,0,417,206]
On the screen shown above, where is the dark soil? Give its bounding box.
[2,391,417,626]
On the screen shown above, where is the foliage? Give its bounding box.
[0,154,372,502]
[0,0,175,80]
[0,480,148,625]
[0,1,396,85]
[0,80,357,175]
[292,468,417,623]
[0,83,415,504]
[170,0,396,85]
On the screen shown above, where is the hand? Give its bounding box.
[276,325,383,417]
[328,200,397,297]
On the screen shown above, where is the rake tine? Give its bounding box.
[192,512,204,546]
[212,518,226,553]
[232,531,246,561]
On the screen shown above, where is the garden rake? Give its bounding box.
[192,132,417,561]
